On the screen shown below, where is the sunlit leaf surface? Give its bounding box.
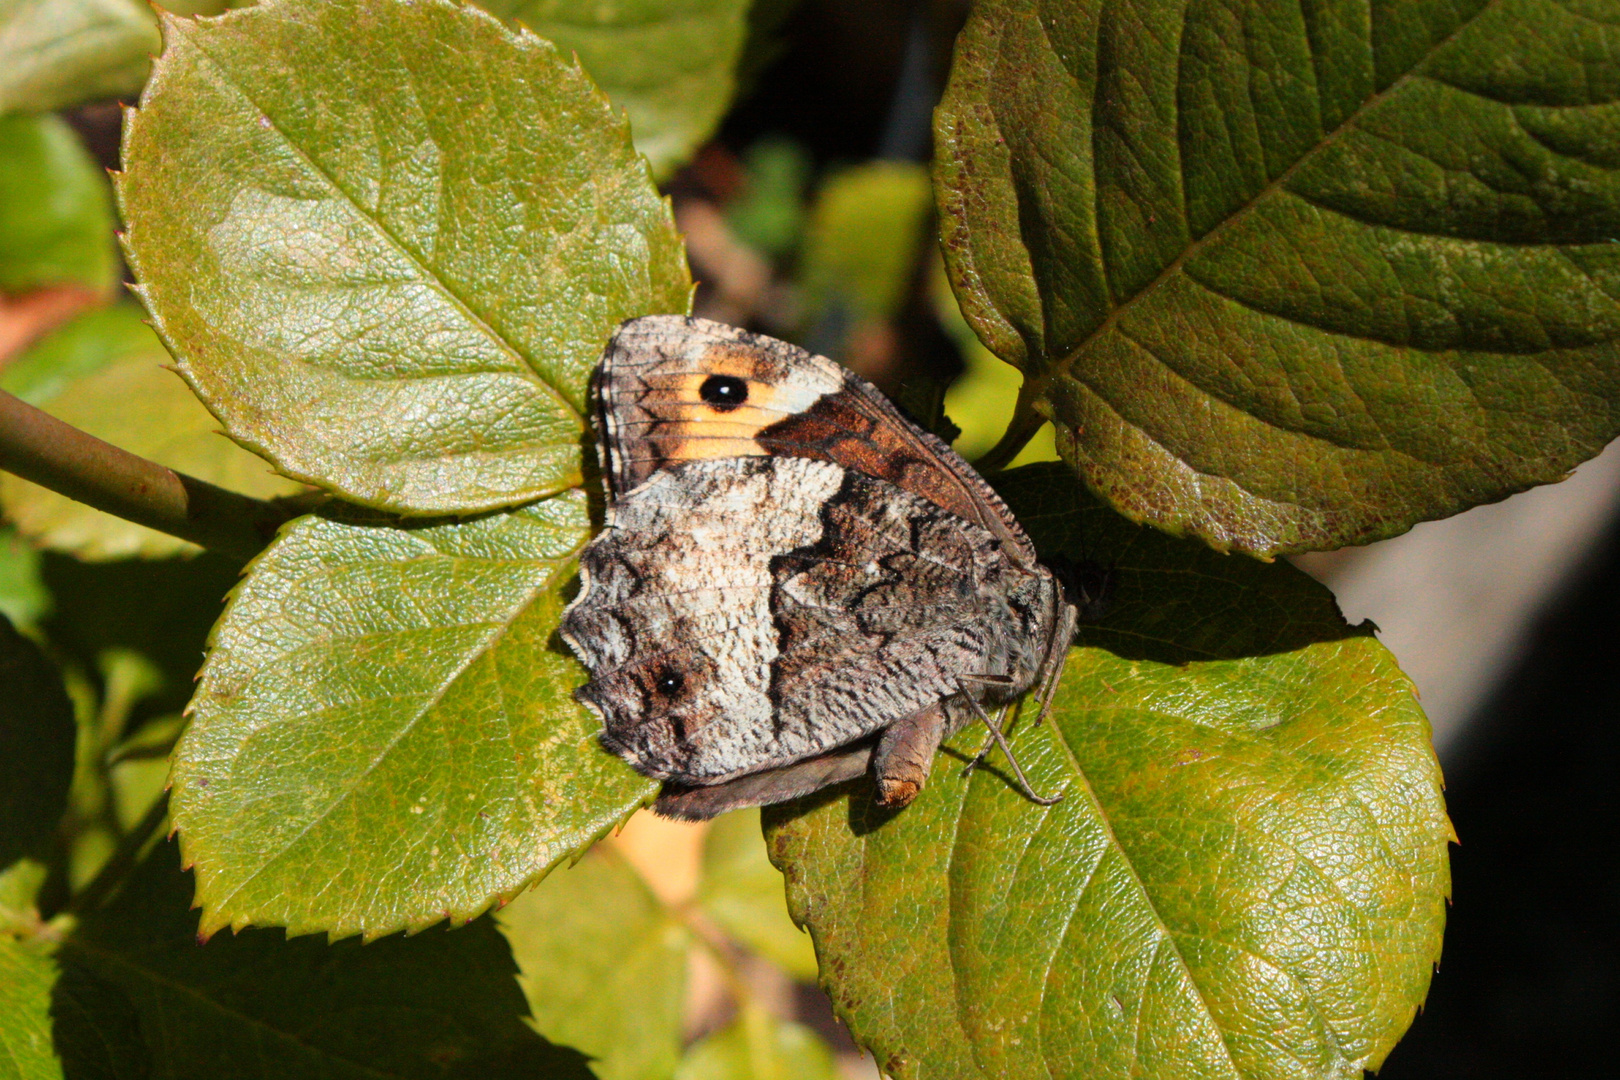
[118,0,689,515]
[0,0,157,114]
[172,492,656,937]
[482,0,751,178]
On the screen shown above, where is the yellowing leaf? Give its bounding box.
[172,492,655,937]
[118,0,690,516]
[768,465,1452,1079]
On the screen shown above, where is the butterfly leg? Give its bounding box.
[872,702,948,808]
[955,681,1063,806]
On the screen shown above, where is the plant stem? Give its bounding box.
[973,386,1048,474]
[0,389,291,562]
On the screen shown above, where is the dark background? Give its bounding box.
[1377,514,1620,1078]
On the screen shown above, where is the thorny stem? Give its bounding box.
[972,383,1048,475]
[0,389,293,562]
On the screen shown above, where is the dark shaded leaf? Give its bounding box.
[0,114,115,296]
[0,615,74,873]
[118,0,690,515]
[482,0,752,178]
[38,550,239,729]
[1,306,303,559]
[50,839,594,1079]
[937,0,1620,555]
[767,464,1451,1079]
[172,492,656,938]
[0,0,157,114]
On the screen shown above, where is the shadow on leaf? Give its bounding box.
[50,840,594,1079]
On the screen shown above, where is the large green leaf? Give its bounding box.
[936,0,1620,556]
[171,491,656,937]
[481,0,751,179]
[0,614,74,874]
[118,0,690,516]
[0,936,58,1080]
[0,114,115,296]
[499,845,690,1080]
[1,306,303,559]
[0,0,157,115]
[766,464,1451,1079]
[48,839,593,1079]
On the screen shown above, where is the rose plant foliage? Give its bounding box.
[1,0,1617,1076]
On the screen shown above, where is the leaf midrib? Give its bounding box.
[1025,0,1507,404]
[201,532,586,920]
[1035,717,1246,1078]
[185,27,585,430]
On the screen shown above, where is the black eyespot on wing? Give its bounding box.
[699,374,748,410]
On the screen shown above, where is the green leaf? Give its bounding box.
[936,0,1620,556]
[171,491,656,938]
[800,161,932,334]
[673,1002,839,1080]
[726,138,812,259]
[766,463,1451,1080]
[499,845,689,1080]
[1,306,304,559]
[0,0,158,115]
[481,0,752,179]
[697,809,817,982]
[0,860,48,934]
[0,935,59,1080]
[117,0,690,517]
[0,529,49,629]
[0,614,75,874]
[49,838,594,1079]
[0,114,115,296]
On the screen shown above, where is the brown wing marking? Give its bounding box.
[757,376,1036,565]
[596,316,845,494]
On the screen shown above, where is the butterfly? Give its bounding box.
[559,316,1077,820]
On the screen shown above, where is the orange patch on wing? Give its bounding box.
[629,343,844,466]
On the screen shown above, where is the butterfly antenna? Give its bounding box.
[956,687,1063,806]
